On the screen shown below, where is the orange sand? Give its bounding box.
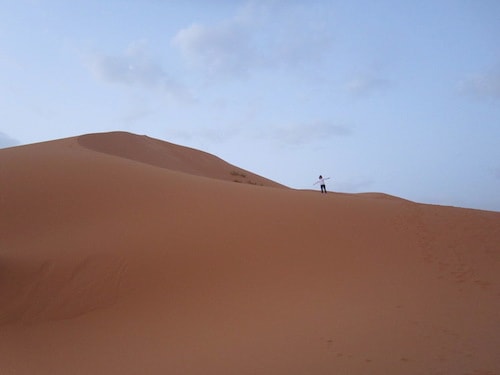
[1,131,499,375]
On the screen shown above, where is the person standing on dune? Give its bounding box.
[314,175,330,194]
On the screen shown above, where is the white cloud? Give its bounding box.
[87,41,192,102]
[345,75,391,95]
[165,118,351,148]
[458,65,500,99]
[260,120,352,145]
[171,1,333,79]
[171,22,254,78]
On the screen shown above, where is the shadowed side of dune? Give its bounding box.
[78,131,286,188]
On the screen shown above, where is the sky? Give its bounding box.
[1,0,499,212]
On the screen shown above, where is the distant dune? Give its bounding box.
[1,131,499,375]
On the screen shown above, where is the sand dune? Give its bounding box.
[78,131,285,188]
[1,131,499,375]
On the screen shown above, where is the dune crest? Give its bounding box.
[78,131,285,188]
[1,132,499,375]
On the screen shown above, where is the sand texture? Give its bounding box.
[1,131,499,375]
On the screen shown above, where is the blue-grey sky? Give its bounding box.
[1,0,499,211]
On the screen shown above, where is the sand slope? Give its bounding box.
[1,132,499,375]
[78,131,285,188]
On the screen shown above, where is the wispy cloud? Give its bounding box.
[458,65,500,99]
[166,118,351,147]
[171,1,333,79]
[172,22,254,78]
[344,75,391,95]
[260,120,352,145]
[0,131,20,148]
[87,41,192,102]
